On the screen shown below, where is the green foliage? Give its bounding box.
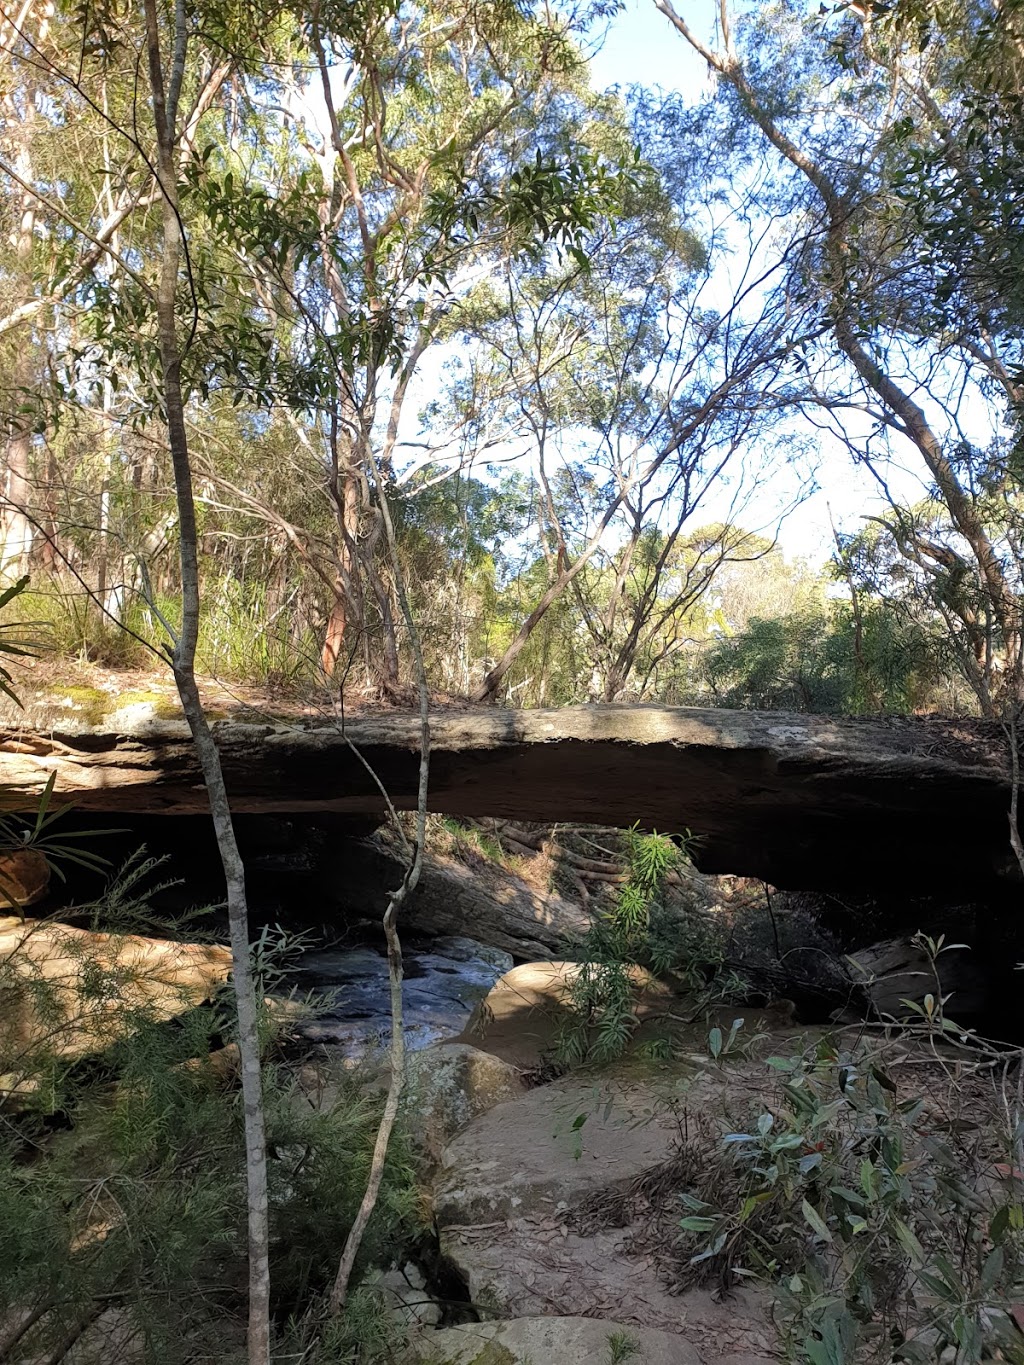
[17,583,154,670]
[606,1330,641,1363]
[0,860,425,1362]
[703,601,943,715]
[17,574,323,691]
[0,574,37,705]
[677,1032,1024,1365]
[559,827,734,1064]
[2,0,1021,718]
[0,1020,422,1360]
[884,0,1024,348]
[266,1070,422,1318]
[282,1284,410,1364]
[431,144,644,273]
[195,574,320,688]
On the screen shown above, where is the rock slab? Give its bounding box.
[0,849,49,908]
[0,917,231,1068]
[406,1317,703,1364]
[433,1060,775,1357]
[0,704,1013,892]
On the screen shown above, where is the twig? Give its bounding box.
[40,1304,104,1365]
[1007,707,1024,879]
[0,1298,55,1361]
[328,419,430,1314]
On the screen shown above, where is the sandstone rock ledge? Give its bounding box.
[0,705,1013,893]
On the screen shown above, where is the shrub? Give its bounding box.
[0,863,424,1363]
[559,827,740,1063]
[674,1029,1024,1365]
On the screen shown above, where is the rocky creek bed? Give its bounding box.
[275,935,514,1057]
[4,811,1023,1364]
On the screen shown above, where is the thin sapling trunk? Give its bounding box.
[328,453,430,1314]
[142,2,271,1360]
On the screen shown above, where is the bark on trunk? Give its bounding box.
[321,593,347,675]
[142,5,271,1361]
[1,132,37,574]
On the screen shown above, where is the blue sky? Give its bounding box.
[587,0,708,97]
[578,0,934,566]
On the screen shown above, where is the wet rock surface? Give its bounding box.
[275,936,514,1056]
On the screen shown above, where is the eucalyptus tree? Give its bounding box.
[184,0,638,691]
[0,1,636,1354]
[885,0,1024,400]
[435,93,817,703]
[0,2,276,1356]
[0,0,230,582]
[652,0,1024,715]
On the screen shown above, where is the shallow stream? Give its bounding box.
[273,935,513,1056]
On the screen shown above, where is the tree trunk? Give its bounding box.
[1,132,37,574]
[321,592,347,675]
[142,4,271,1362]
[322,425,364,677]
[369,563,400,687]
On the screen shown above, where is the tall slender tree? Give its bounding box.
[652,0,1024,713]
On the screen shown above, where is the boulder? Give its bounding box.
[404,1317,702,1364]
[439,937,515,973]
[404,1043,525,1165]
[457,960,675,1070]
[0,917,232,1069]
[849,937,990,1023]
[435,1064,697,1229]
[403,857,588,959]
[0,848,50,909]
[329,835,588,959]
[366,1262,442,1328]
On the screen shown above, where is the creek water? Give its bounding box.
[273,935,514,1057]
[30,815,517,1060]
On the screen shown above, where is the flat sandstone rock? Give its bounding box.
[405,1317,703,1364]
[0,704,1013,891]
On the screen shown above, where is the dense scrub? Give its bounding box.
[0,871,424,1363]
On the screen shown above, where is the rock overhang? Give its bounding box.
[0,704,1013,895]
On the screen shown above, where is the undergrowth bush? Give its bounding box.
[671,1026,1024,1365]
[15,574,323,690]
[18,581,153,669]
[558,831,863,1066]
[195,574,320,689]
[0,860,424,1364]
[435,815,520,871]
[559,826,741,1063]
